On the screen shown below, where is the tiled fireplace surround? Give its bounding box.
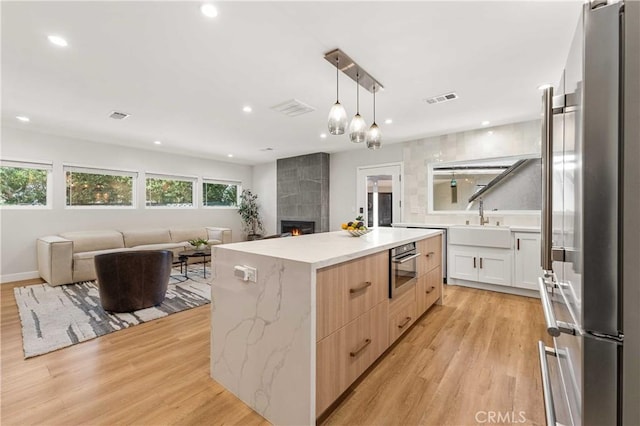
[277,153,329,234]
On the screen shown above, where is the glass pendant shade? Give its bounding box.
[349,113,367,143]
[328,101,348,135]
[366,83,381,150]
[366,122,381,150]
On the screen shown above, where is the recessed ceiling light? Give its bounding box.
[384,119,393,125]
[227,154,234,158]
[488,131,494,135]
[154,140,162,145]
[201,3,218,18]
[481,121,490,126]
[16,115,30,122]
[243,106,252,113]
[47,35,68,47]
[538,83,553,90]
[320,133,327,139]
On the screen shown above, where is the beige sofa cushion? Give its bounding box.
[170,228,207,243]
[72,247,133,282]
[131,242,186,252]
[207,229,224,241]
[122,229,171,248]
[60,230,125,254]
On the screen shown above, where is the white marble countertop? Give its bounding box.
[394,222,540,233]
[215,227,441,269]
[393,222,456,228]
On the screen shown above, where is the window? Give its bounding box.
[0,160,52,208]
[65,166,136,207]
[145,174,195,207]
[202,179,240,207]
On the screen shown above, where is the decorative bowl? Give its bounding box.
[346,228,372,237]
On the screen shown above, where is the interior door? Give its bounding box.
[356,164,401,228]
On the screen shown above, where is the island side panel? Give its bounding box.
[210,248,315,425]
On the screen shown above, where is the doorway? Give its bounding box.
[356,164,402,228]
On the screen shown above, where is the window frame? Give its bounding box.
[201,178,242,209]
[0,159,53,209]
[64,165,137,209]
[144,172,197,209]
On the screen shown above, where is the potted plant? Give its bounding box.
[238,189,264,240]
[188,238,208,251]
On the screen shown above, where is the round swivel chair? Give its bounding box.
[94,250,173,313]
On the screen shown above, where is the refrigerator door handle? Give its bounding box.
[538,277,579,337]
[541,86,554,272]
[537,341,558,426]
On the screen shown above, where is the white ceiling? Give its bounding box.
[1,1,582,165]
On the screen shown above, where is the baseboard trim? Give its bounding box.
[1,271,40,284]
[448,279,539,298]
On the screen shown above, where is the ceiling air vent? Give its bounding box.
[109,111,130,120]
[270,99,316,117]
[424,92,459,105]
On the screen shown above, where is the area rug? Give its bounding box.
[14,264,211,359]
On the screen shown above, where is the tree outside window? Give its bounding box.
[66,169,134,206]
[146,176,194,207]
[1,165,49,206]
[203,181,239,207]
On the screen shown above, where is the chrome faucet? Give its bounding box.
[479,199,489,226]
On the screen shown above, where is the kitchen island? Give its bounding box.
[210,227,442,425]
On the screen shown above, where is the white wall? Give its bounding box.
[329,144,404,231]
[252,161,277,236]
[0,126,252,281]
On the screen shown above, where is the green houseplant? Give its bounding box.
[237,189,264,240]
[188,238,208,250]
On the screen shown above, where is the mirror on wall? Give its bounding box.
[428,155,541,213]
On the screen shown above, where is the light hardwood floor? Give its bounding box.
[1,280,550,425]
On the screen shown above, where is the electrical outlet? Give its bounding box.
[234,265,257,282]
[245,266,257,283]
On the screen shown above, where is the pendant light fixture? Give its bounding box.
[327,57,348,135]
[349,72,367,143]
[450,173,458,203]
[366,84,382,150]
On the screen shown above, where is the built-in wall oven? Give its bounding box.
[389,242,420,298]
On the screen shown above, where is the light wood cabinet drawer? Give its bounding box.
[416,266,442,316]
[417,235,442,276]
[316,250,389,341]
[316,301,388,415]
[388,285,416,344]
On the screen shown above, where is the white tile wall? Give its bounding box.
[402,119,542,226]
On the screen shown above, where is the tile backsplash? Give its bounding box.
[402,119,542,227]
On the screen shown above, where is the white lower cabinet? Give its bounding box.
[513,232,543,290]
[449,245,512,286]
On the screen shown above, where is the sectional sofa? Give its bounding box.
[37,226,231,286]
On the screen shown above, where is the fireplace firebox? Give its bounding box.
[281,220,315,236]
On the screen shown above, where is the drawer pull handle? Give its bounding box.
[473,257,476,268]
[349,338,372,357]
[349,281,372,294]
[398,316,412,329]
[426,251,435,257]
[480,258,483,269]
[426,286,435,294]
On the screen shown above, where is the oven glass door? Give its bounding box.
[392,253,418,296]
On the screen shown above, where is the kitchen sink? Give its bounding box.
[448,225,511,248]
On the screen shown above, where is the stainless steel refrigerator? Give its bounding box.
[536,1,639,425]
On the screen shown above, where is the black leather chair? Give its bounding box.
[94,250,173,313]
